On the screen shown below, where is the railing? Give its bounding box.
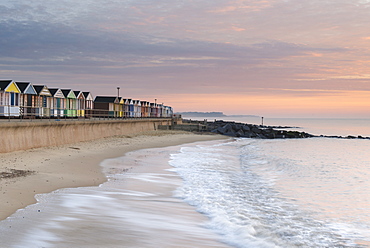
[0,105,173,122]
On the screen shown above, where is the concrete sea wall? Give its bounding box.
[0,119,172,153]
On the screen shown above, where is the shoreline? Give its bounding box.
[0,130,228,221]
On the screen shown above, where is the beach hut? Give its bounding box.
[118,98,125,118]
[73,91,85,117]
[157,104,164,117]
[133,100,141,118]
[127,99,135,117]
[82,92,94,118]
[48,88,65,118]
[163,106,168,117]
[150,103,158,118]
[61,89,77,117]
[140,101,148,117]
[0,80,21,117]
[94,96,120,118]
[15,82,37,118]
[120,98,130,118]
[114,97,122,118]
[163,106,173,118]
[33,85,53,118]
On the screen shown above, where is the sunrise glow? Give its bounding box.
[1,0,370,118]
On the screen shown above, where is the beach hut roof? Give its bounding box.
[94,96,119,103]
[48,88,65,98]
[0,80,21,93]
[0,80,12,91]
[121,98,130,104]
[61,89,76,99]
[33,85,52,96]
[73,91,84,99]
[15,82,37,95]
[82,92,94,101]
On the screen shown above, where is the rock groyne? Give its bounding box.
[180,119,370,140]
[205,120,313,139]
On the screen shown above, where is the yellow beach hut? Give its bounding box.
[0,80,21,117]
[73,91,85,117]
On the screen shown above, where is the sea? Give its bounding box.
[1,117,370,247]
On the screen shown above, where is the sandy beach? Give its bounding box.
[0,130,227,221]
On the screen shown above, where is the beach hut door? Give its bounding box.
[10,92,18,106]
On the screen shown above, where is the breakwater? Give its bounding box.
[180,119,370,139]
[206,120,313,138]
[0,118,172,153]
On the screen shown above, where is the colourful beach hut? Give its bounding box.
[94,96,120,118]
[163,106,173,118]
[0,80,21,117]
[117,97,125,118]
[133,100,141,118]
[145,102,151,117]
[150,103,158,117]
[33,85,53,118]
[121,99,130,118]
[48,88,65,118]
[140,101,149,117]
[157,104,164,117]
[73,91,85,117]
[82,92,94,118]
[61,89,77,117]
[127,99,134,117]
[15,82,37,118]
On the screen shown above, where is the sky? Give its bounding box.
[1,0,370,118]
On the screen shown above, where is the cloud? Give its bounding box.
[0,17,354,97]
[1,0,370,117]
[1,19,340,66]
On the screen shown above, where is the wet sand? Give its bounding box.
[0,135,232,247]
[0,130,227,221]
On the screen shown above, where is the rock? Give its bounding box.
[235,130,244,137]
[242,125,251,132]
[251,127,261,134]
[217,126,227,134]
[225,130,237,136]
[222,124,233,133]
[256,133,267,139]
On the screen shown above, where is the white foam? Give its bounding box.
[169,138,369,247]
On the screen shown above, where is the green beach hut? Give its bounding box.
[61,89,77,117]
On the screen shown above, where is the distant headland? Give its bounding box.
[176,112,259,118]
